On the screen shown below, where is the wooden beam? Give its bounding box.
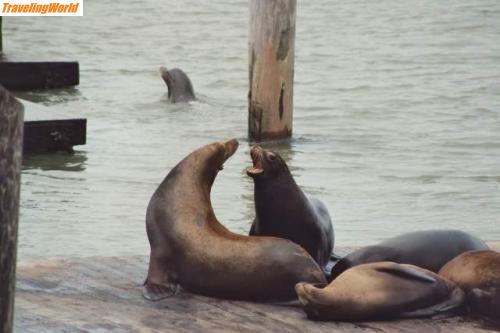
[24,119,86,154]
[0,85,23,333]
[22,99,86,153]
[0,61,79,91]
[248,0,296,141]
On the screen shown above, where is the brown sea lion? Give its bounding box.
[296,262,464,321]
[246,145,334,268]
[160,66,196,103]
[331,229,489,280]
[439,250,500,321]
[144,139,326,301]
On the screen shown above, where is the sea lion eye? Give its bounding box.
[268,153,277,161]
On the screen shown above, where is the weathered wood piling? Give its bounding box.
[0,17,3,54]
[248,0,296,141]
[0,85,23,333]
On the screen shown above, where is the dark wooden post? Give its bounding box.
[248,0,296,141]
[0,85,23,333]
[0,17,3,53]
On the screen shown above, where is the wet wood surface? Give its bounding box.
[14,242,500,332]
[248,0,296,141]
[21,99,86,153]
[0,62,79,91]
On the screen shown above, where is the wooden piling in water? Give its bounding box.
[248,0,296,141]
[0,85,23,333]
[0,17,3,53]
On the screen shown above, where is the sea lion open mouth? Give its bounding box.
[247,146,264,176]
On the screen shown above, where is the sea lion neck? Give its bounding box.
[253,169,306,217]
[253,166,298,192]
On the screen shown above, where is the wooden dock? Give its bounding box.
[14,243,500,333]
[0,62,79,91]
[21,99,86,154]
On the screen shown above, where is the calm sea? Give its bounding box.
[4,0,499,259]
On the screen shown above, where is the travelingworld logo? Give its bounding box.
[1,0,83,16]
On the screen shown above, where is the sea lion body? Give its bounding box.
[331,229,489,280]
[247,146,334,267]
[296,262,464,321]
[144,139,326,301]
[439,250,500,320]
[160,66,196,103]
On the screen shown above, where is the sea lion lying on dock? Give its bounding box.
[247,145,334,268]
[296,262,464,321]
[439,250,500,321]
[159,66,196,103]
[144,139,326,301]
[331,230,489,280]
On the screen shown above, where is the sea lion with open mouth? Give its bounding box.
[247,145,334,268]
[144,139,326,301]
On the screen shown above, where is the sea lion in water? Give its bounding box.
[296,262,464,321]
[246,145,334,267]
[144,139,326,301]
[439,250,500,321]
[159,66,196,103]
[331,229,489,280]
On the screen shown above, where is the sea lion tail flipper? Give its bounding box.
[400,286,465,319]
[324,253,342,281]
[143,251,178,301]
[375,265,437,284]
[295,282,330,320]
[143,280,178,301]
[330,252,343,261]
[249,220,257,236]
[295,282,330,306]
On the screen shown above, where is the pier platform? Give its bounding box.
[14,242,500,333]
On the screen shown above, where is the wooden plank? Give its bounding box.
[23,119,86,153]
[0,85,23,333]
[0,61,79,91]
[20,99,86,153]
[14,243,500,333]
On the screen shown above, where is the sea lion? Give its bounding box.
[144,139,326,302]
[296,262,464,321]
[159,66,196,103]
[331,229,489,280]
[439,250,500,321]
[246,145,334,267]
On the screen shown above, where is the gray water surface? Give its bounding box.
[5,0,500,260]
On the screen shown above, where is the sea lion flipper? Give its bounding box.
[143,281,178,301]
[249,220,257,236]
[375,264,437,284]
[400,287,465,319]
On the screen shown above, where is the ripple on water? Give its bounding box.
[9,0,500,259]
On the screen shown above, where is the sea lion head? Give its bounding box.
[246,145,288,180]
[159,66,195,103]
[197,139,239,185]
